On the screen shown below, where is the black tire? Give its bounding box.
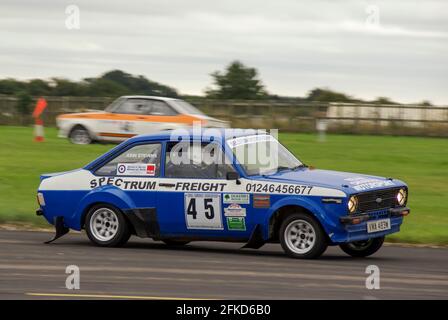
[279,212,328,259]
[162,239,191,246]
[69,125,92,145]
[339,236,385,258]
[85,204,131,247]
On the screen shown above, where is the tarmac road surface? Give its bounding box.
[0,230,447,299]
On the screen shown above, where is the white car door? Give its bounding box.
[134,100,185,135]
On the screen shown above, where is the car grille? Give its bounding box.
[356,188,402,213]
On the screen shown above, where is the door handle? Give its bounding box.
[159,183,175,188]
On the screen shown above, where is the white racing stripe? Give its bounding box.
[38,169,346,197]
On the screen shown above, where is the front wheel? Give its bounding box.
[85,205,131,247]
[339,236,385,257]
[69,126,92,144]
[279,213,328,259]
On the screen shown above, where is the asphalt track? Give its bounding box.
[0,230,447,300]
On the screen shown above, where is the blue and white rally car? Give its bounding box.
[36,129,410,259]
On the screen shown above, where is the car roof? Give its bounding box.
[120,95,178,101]
[126,128,268,143]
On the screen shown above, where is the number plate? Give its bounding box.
[185,193,223,230]
[367,218,391,233]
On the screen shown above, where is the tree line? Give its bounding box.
[0,61,432,106]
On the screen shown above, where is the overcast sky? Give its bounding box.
[1,0,447,103]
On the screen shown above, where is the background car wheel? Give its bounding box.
[339,236,385,257]
[69,126,92,144]
[279,212,328,259]
[162,239,191,246]
[85,204,131,247]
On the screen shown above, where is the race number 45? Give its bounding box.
[185,193,222,230]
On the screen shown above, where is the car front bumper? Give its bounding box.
[339,207,410,225]
[330,207,410,243]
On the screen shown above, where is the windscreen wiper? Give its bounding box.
[276,166,292,173]
[292,164,308,171]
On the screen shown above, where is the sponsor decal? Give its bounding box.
[224,203,246,217]
[116,163,156,176]
[90,177,156,190]
[253,194,270,208]
[146,164,156,176]
[245,182,313,195]
[226,217,246,231]
[344,177,394,191]
[223,193,250,204]
[175,182,227,192]
[227,134,275,148]
[39,169,345,198]
[185,193,223,230]
[120,121,133,132]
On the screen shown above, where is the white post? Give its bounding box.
[316,119,327,142]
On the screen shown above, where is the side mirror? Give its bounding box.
[226,172,241,184]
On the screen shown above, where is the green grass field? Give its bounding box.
[0,126,447,244]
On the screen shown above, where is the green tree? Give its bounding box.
[372,97,398,105]
[306,88,354,103]
[51,78,84,96]
[206,61,268,99]
[0,79,25,95]
[26,79,52,96]
[100,70,178,97]
[15,91,32,124]
[83,78,128,97]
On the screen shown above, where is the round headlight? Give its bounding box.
[397,188,407,206]
[348,196,358,214]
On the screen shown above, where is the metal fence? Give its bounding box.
[1,95,447,136]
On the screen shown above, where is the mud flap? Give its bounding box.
[44,216,69,244]
[241,224,265,249]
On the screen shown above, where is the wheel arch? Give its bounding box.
[79,201,137,236]
[265,197,333,242]
[68,122,97,142]
[70,187,136,230]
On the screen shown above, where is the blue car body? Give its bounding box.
[37,130,409,246]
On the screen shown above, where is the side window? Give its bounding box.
[114,99,151,115]
[165,142,235,179]
[96,144,161,176]
[148,101,178,116]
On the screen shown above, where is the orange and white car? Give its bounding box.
[56,96,228,144]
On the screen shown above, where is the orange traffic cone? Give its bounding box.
[34,118,44,142]
[32,97,47,142]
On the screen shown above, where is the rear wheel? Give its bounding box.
[85,204,131,247]
[69,126,92,145]
[339,236,385,257]
[162,239,191,246]
[279,213,328,259]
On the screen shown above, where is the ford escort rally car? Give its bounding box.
[36,129,410,259]
[56,96,228,144]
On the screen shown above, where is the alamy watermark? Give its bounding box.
[365,4,380,28]
[65,5,80,30]
[167,123,281,170]
[65,265,80,290]
[365,265,380,290]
